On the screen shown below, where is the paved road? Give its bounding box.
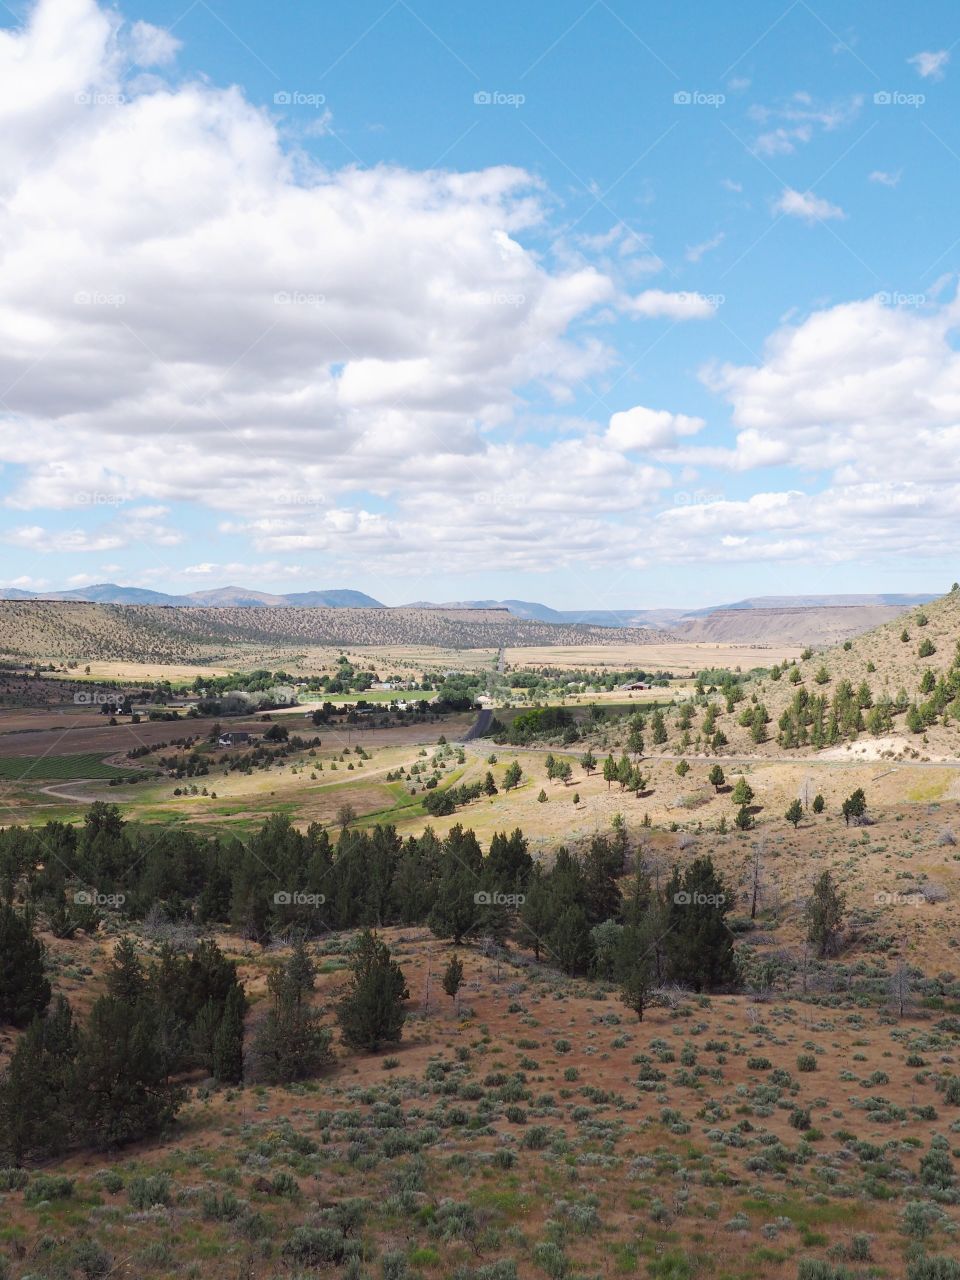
[461,708,494,742]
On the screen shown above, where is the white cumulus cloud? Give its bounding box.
[775,188,846,222]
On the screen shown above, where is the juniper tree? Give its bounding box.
[0,905,51,1028]
[0,996,77,1164]
[212,983,246,1084]
[730,777,754,807]
[251,946,332,1085]
[71,995,184,1148]
[336,930,409,1052]
[841,788,866,826]
[442,954,464,1003]
[663,857,735,991]
[806,870,846,957]
[502,761,523,790]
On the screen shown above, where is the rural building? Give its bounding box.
[218,731,252,747]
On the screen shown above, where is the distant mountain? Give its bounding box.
[0,584,939,627]
[46,584,194,605]
[184,586,288,607]
[283,590,384,608]
[406,598,686,629]
[682,592,938,616]
[0,583,385,608]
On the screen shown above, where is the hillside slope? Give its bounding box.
[662,589,960,761]
[677,603,916,646]
[0,601,677,663]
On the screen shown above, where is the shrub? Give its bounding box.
[127,1174,172,1210]
[24,1174,74,1204]
[382,1250,408,1280]
[797,1263,853,1280]
[522,1126,551,1150]
[797,1054,817,1072]
[71,1241,112,1280]
[282,1226,346,1266]
[532,1242,568,1280]
[902,1200,945,1239]
[908,1258,960,1280]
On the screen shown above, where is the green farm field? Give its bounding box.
[0,752,140,781]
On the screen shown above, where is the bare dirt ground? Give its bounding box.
[8,914,959,1280]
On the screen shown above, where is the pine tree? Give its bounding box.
[582,836,622,924]
[616,753,633,791]
[619,953,654,1022]
[518,867,553,961]
[0,905,51,1028]
[785,799,803,828]
[708,765,725,793]
[602,754,617,789]
[841,788,867,825]
[486,828,531,892]
[336,930,409,1052]
[734,805,754,830]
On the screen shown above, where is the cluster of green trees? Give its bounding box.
[0,804,747,983]
[0,920,410,1164]
[434,671,486,709]
[773,636,960,746]
[502,706,576,745]
[306,656,377,695]
[537,847,735,1004]
[601,753,648,794]
[508,667,671,696]
[777,679,876,749]
[0,934,243,1163]
[423,779,486,816]
[544,753,573,785]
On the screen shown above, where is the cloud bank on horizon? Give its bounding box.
[0,0,958,606]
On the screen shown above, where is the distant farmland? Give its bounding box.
[0,752,138,781]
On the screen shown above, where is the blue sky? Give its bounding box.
[1,0,959,607]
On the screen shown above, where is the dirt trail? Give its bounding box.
[39,780,109,804]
